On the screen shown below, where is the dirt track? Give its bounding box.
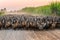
[0,29,60,40]
[0,12,59,40]
[4,12,43,16]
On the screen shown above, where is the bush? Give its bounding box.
[21,2,60,16]
[50,2,60,16]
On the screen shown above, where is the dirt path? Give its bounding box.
[4,12,27,15]
[4,12,43,16]
[1,12,60,40]
[0,29,60,40]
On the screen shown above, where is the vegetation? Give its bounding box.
[21,2,60,16]
[0,11,5,16]
[50,2,60,16]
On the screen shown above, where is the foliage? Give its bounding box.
[50,2,60,16]
[21,2,60,16]
[0,11,4,16]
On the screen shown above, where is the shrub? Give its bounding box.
[50,2,60,16]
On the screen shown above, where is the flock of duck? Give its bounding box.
[0,14,60,30]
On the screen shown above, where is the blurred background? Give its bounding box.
[0,0,60,16]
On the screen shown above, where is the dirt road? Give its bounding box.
[0,12,60,40]
[4,12,43,16]
[0,29,60,40]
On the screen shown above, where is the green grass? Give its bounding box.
[21,2,60,16]
[50,2,60,16]
[0,11,5,16]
